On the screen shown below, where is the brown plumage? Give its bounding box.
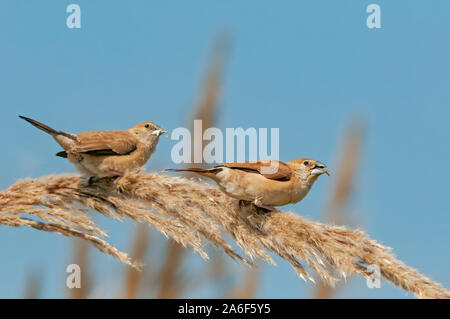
[19,116,167,180]
[167,158,330,210]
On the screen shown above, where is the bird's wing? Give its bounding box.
[71,131,138,155]
[216,160,292,181]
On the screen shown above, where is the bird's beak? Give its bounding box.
[152,128,169,137]
[311,162,330,176]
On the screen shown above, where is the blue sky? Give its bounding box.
[0,1,449,298]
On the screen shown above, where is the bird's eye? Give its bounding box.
[145,124,150,128]
[303,161,309,166]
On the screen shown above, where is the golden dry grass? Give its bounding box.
[69,239,91,298]
[156,240,185,298]
[152,33,232,299]
[59,34,233,299]
[1,172,449,299]
[23,269,41,299]
[190,32,230,135]
[122,224,149,298]
[227,266,260,298]
[313,121,364,298]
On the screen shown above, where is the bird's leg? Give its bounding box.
[110,172,127,192]
[238,199,252,208]
[80,175,99,187]
[88,176,100,185]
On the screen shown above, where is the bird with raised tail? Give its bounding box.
[19,116,167,183]
[166,158,330,211]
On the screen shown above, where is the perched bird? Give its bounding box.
[166,159,330,210]
[19,116,167,183]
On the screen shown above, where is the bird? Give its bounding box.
[19,115,167,184]
[166,158,330,211]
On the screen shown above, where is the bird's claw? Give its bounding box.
[80,176,99,188]
[88,176,100,186]
[113,175,127,193]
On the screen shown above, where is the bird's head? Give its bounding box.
[289,158,330,186]
[129,122,168,144]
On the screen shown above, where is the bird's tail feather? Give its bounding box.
[19,115,76,140]
[19,115,59,135]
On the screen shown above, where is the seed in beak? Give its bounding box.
[311,162,330,176]
[152,129,162,136]
[152,129,169,137]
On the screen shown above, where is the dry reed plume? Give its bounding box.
[69,239,91,298]
[1,172,449,299]
[313,121,363,299]
[122,224,150,298]
[152,33,232,299]
[60,34,234,299]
